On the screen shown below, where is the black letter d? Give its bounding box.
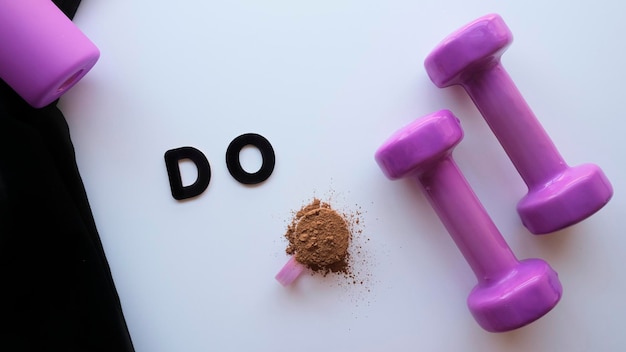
[164,147,211,200]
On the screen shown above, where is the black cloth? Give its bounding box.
[0,1,135,351]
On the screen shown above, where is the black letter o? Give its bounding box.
[226,133,275,185]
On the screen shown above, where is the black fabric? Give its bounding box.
[0,1,135,351]
[53,0,81,19]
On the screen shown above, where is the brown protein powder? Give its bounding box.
[285,198,351,274]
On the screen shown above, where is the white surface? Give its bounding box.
[60,1,624,351]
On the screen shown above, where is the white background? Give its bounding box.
[60,1,624,351]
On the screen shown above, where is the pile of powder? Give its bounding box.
[285,198,351,274]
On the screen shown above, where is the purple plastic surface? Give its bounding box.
[0,0,100,108]
[424,14,613,234]
[375,110,562,332]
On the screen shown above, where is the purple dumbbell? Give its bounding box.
[0,0,100,107]
[424,14,613,234]
[375,110,562,332]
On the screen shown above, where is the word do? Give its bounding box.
[164,133,275,200]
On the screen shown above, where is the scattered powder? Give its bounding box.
[285,199,351,274]
[284,197,371,287]
[283,196,376,314]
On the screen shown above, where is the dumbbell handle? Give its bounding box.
[463,63,567,188]
[416,157,519,282]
